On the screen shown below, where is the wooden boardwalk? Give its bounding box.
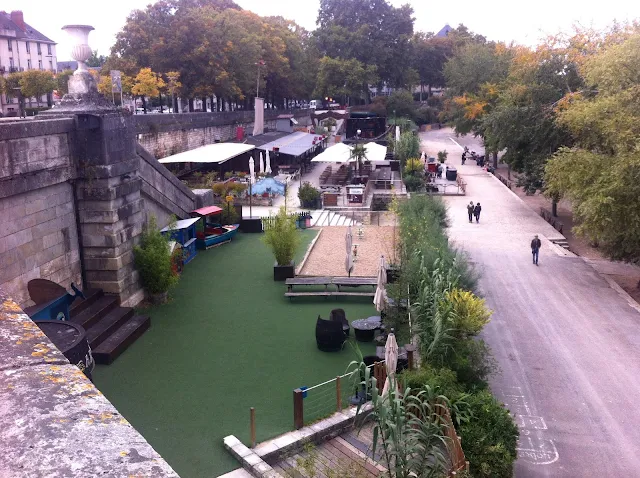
[271,422,387,477]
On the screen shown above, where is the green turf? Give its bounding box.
[92,230,376,477]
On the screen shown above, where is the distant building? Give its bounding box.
[0,10,57,116]
[436,24,453,38]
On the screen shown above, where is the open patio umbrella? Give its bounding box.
[345,226,354,277]
[382,331,398,397]
[374,255,387,312]
[265,150,272,174]
[259,152,265,175]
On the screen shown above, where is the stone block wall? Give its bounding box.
[136,144,197,228]
[135,110,312,160]
[0,120,81,307]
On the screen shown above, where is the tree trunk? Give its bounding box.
[507,163,511,180]
[492,151,498,169]
[188,98,194,112]
[142,96,147,114]
[159,92,163,113]
[420,83,424,103]
[427,84,432,97]
[551,199,558,217]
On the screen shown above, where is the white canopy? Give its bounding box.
[158,143,255,164]
[364,142,388,163]
[311,143,355,163]
[160,217,200,232]
[311,142,387,164]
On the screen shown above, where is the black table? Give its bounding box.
[352,316,382,342]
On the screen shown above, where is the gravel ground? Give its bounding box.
[300,226,397,277]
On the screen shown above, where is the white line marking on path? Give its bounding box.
[449,137,465,151]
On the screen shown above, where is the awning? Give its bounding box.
[160,217,200,232]
[191,206,223,217]
[311,143,354,163]
[158,143,255,164]
[255,132,319,157]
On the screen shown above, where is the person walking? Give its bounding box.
[467,201,474,223]
[531,234,542,265]
[474,202,482,223]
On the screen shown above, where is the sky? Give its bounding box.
[4,0,640,61]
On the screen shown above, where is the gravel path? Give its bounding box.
[300,226,397,277]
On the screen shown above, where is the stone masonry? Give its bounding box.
[72,112,146,307]
[135,109,312,160]
[0,119,82,307]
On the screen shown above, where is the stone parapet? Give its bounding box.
[0,289,178,477]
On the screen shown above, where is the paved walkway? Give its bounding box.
[421,128,640,477]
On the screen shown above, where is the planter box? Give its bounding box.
[274,262,295,281]
[241,217,263,233]
[386,267,400,284]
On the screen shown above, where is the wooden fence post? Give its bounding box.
[336,376,342,412]
[406,345,415,371]
[250,407,256,448]
[293,389,304,430]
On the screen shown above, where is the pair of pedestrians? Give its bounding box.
[466,201,482,223]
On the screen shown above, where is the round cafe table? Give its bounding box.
[351,316,382,342]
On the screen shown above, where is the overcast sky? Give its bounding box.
[5,0,640,61]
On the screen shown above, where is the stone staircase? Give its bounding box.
[70,289,150,365]
[310,209,361,227]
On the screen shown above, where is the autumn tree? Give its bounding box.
[545,26,640,262]
[55,69,74,95]
[132,67,166,113]
[165,71,182,112]
[314,56,377,104]
[19,70,57,107]
[86,50,107,67]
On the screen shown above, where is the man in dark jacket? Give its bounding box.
[531,234,541,265]
[473,202,482,223]
[467,201,474,223]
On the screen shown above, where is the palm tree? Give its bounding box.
[350,143,368,176]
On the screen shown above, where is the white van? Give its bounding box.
[309,100,317,110]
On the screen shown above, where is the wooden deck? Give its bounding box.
[270,422,386,477]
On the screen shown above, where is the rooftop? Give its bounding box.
[158,143,255,164]
[0,11,55,43]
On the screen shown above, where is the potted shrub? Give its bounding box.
[133,216,179,304]
[263,207,301,281]
[298,182,321,209]
[437,150,448,163]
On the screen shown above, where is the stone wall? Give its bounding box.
[137,143,197,228]
[0,119,82,307]
[135,110,312,160]
[0,289,178,477]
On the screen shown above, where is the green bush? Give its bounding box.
[403,175,423,192]
[448,339,498,390]
[447,289,493,338]
[401,365,464,400]
[458,390,519,478]
[297,182,320,208]
[263,207,301,265]
[133,216,179,294]
[220,199,240,225]
[437,150,448,163]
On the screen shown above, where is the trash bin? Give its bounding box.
[35,320,95,380]
[446,167,458,181]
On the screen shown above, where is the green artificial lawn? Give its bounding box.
[93,230,376,477]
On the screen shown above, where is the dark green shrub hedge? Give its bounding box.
[458,390,519,478]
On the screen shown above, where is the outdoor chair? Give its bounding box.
[315,316,346,352]
[330,308,350,336]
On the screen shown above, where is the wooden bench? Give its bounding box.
[284,291,375,299]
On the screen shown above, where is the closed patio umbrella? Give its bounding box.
[249,156,256,184]
[381,331,398,397]
[373,255,387,312]
[265,150,272,174]
[259,152,265,175]
[345,226,354,277]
